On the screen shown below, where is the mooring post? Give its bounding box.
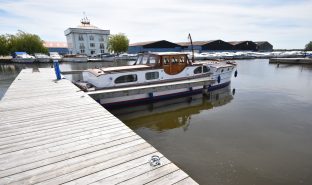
[53,60,62,80]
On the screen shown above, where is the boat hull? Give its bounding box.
[101,81,231,108]
[12,58,35,63]
[63,57,88,62]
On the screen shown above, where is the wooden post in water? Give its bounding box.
[53,60,62,80]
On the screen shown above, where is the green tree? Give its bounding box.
[305,41,312,51]
[11,31,48,54]
[1,31,48,55]
[107,33,129,54]
[0,35,9,56]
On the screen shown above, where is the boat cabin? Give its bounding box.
[134,52,192,75]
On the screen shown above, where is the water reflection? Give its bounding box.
[110,86,234,132]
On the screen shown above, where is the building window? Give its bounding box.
[90,43,95,47]
[78,34,84,41]
[194,66,202,74]
[99,36,105,42]
[115,74,137,84]
[100,43,105,49]
[203,66,210,73]
[91,50,95,55]
[89,35,94,41]
[80,50,85,54]
[145,72,159,80]
[101,50,105,54]
[79,43,85,49]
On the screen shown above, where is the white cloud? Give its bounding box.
[0,0,311,49]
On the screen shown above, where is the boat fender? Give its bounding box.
[217,75,221,84]
[234,70,238,77]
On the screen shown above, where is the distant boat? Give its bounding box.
[11,52,35,63]
[34,53,51,63]
[62,54,88,62]
[49,52,63,61]
[101,54,116,62]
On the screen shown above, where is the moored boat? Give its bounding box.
[11,52,35,63]
[49,52,63,61]
[63,54,88,62]
[81,52,237,106]
[34,53,51,63]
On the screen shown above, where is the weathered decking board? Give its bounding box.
[0,68,198,185]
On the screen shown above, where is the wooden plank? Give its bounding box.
[4,143,153,185]
[173,177,198,185]
[88,156,169,185]
[145,170,189,185]
[0,134,141,178]
[117,163,180,185]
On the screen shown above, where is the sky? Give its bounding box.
[0,0,311,49]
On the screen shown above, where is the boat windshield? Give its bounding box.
[134,54,158,65]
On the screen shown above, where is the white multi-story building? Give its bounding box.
[64,17,110,56]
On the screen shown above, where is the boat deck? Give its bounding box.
[0,68,198,185]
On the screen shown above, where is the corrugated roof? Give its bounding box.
[255,41,270,45]
[44,41,68,48]
[176,40,219,46]
[129,40,164,46]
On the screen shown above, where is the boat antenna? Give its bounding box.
[188,33,195,63]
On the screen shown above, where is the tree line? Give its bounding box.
[0,31,48,56]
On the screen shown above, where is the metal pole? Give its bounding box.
[53,60,62,80]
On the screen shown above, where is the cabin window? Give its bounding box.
[149,56,157,64]
[145,72,159,80]
[115,74,137,84]
[203,66,210,73]
[163,57,170,65]
[194,66,202,74]
[179,56,185,63]
[172,57,178,64]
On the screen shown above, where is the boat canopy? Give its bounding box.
[12,52,27,58]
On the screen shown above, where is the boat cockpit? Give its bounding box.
[134,52,193,75]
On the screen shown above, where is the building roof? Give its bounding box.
[129,40,164,46]
[255,41,272,45]
[228,41,250,45]
[176,40,219,46]
[44,41,68,48]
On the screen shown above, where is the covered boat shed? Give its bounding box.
[43,41,69,55]
[229,41,257,51]
[177,40,234,52]
[128,40,182,54]
[255,41,273,52]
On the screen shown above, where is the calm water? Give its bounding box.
[1,59,312,185]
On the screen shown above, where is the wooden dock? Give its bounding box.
[269,58,312,64]
[0,68,198,185]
